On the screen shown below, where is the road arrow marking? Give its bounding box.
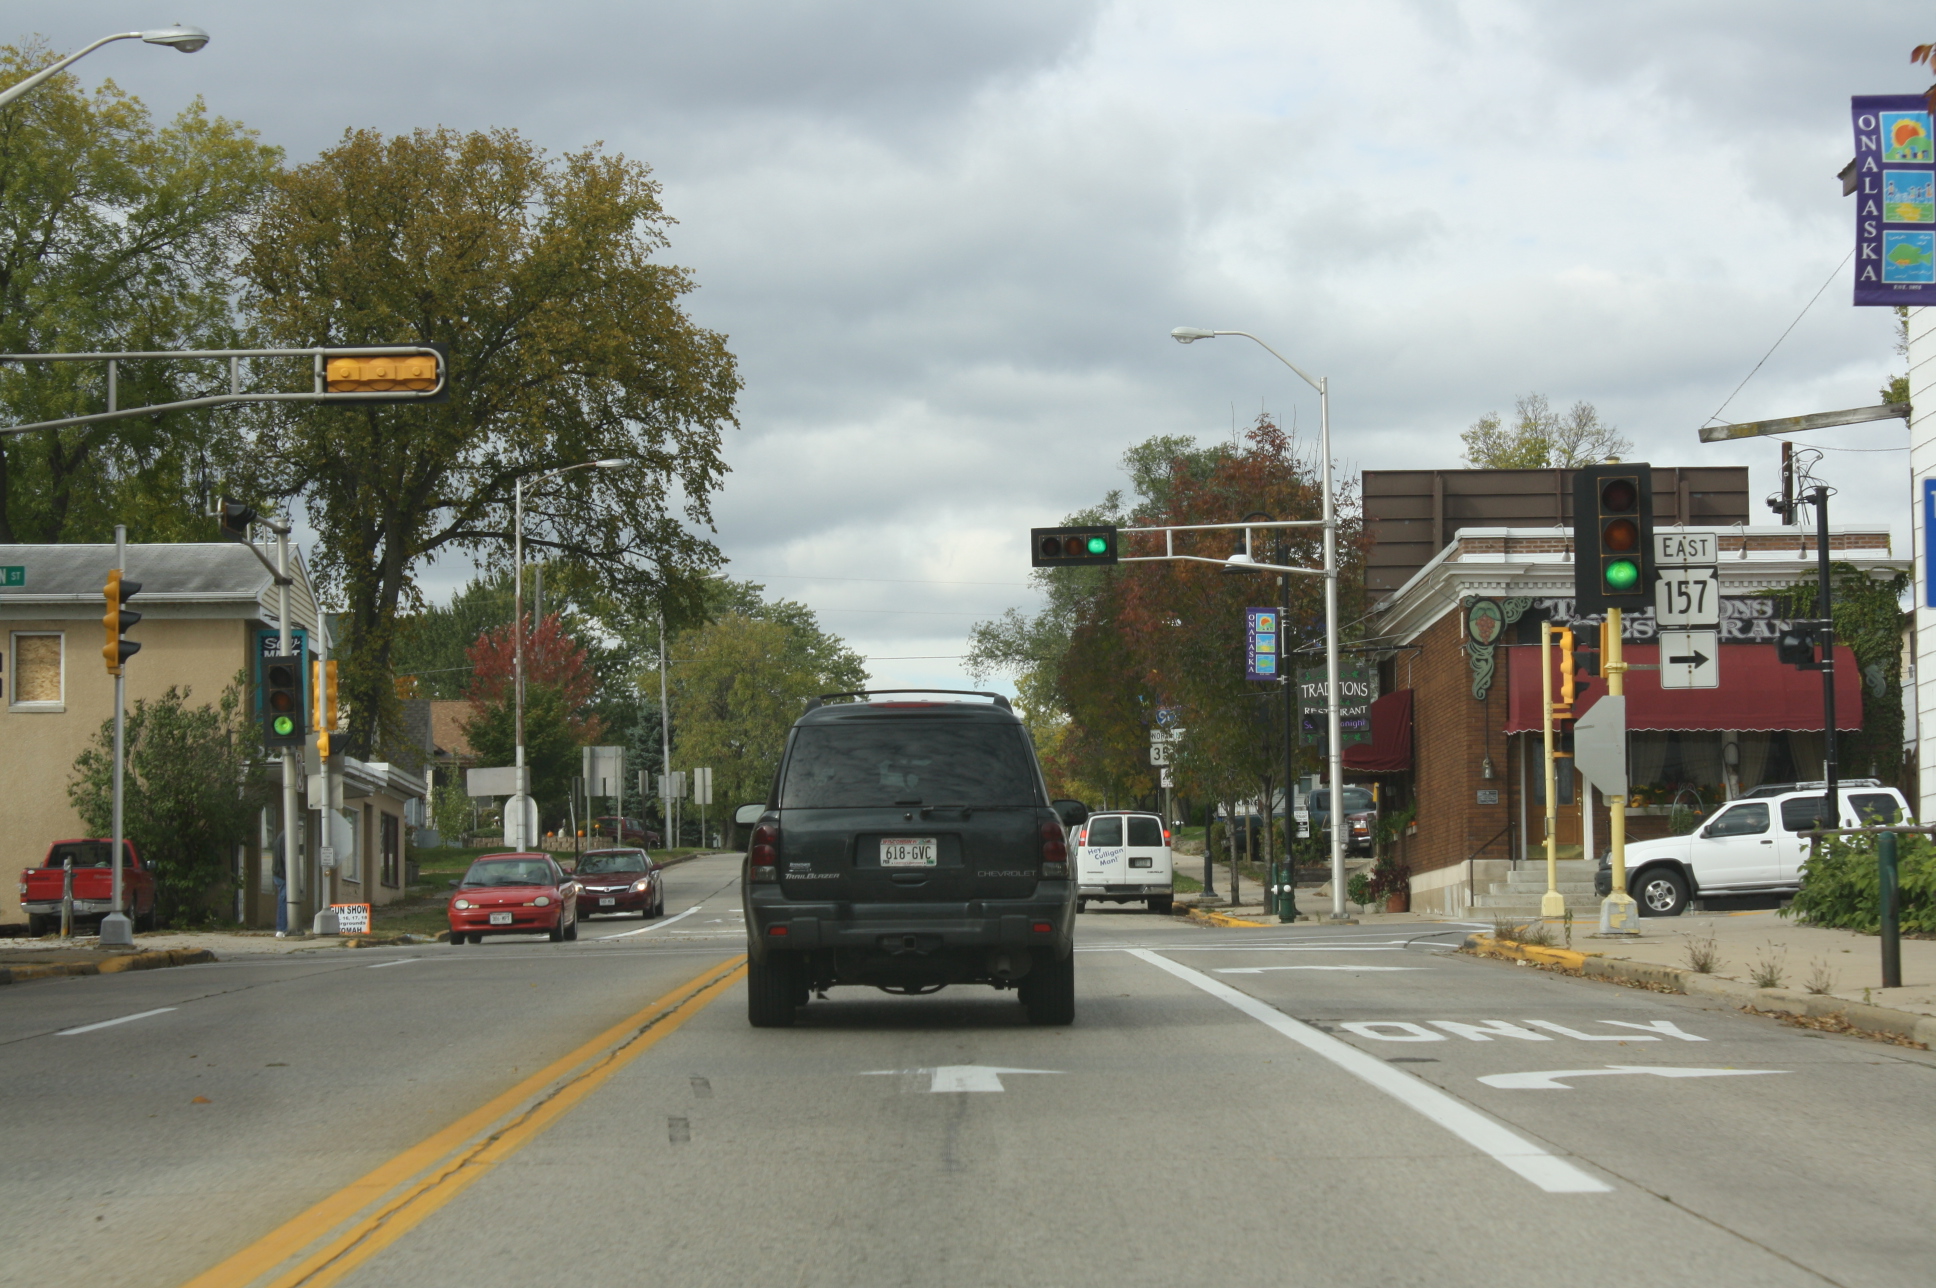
[1215,966,1429,974]
[860,1065,1064,1093]
[1478,1066,1787,1090]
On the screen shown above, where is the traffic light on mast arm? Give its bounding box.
[312,659,340,759]
[261,655,307,748]
[1571,464,1656,613]
[217,496,256,543]
[1031,525,1119,567]
[321,343,449,404]
[102,570,141,675]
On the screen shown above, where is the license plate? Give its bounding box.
[880,837,937,868]
[599,897,616,906]
[488,912,513,925]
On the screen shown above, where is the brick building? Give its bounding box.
[1354,500,1904,915]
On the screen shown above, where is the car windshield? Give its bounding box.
[780,719,1040,808]
[462,859,555,888]
[577,851,648,874]
[1312,789,1375,811]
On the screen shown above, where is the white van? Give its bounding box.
[1074,811,1174,914]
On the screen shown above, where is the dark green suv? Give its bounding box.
[742,690,1085,1027]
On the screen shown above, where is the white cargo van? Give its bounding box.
[1074,811,1174,914]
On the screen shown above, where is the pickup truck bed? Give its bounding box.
[19,839,157,936]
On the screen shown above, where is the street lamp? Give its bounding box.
[1173,325,1348,919]
[509,458,627,848]
[0,27,211,112]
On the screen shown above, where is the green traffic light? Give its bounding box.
[1085,536,1108,555]
[273,715,295,736]
[1605,559,1639,591]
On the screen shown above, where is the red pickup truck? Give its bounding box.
[18,840,158,936]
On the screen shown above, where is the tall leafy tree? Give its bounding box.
[1459,393,1630,469]
[0,43,282,543]
[234,126,740,760]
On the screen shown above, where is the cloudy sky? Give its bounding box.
[18,1,1919,693]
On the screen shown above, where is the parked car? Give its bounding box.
[593,816,661,847]
[1595,780,1910,915]
[1074,811,1173,914]
[1303,785,1378,855]
[447,852,579,944]
[19,839,158,936]
[573,848,665,919]
[741,689,1080,1027]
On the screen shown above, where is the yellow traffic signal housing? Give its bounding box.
[312,659,340,758]
[102,569,142,675]
[326,353,438,392]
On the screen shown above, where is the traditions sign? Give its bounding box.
[1852,95,1936,305]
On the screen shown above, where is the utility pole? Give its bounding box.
[276,522,303,938]
[659,608,672,850]
[312,603,339,936]
[1809,484,1839,824]
[1277,545,1298,921]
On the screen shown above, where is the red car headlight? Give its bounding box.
[453,898,471,910]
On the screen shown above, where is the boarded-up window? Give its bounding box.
[11,633,62,705]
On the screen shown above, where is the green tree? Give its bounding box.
[460,683,580,832]
[67,681,269,924]
[1881,305,1910,405]
[392,572,515,699]
[668,607,867,822]
[0,44,283,544]
[1761,564,1910,792]
[1459,394,1630,469]
[233,126,740,762]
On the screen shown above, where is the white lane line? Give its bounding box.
[599,904,704,939]
[1215,965,1430,974]
[1129,949,1611,1194]
[366,957,421,969]
[57,1007,177,1036]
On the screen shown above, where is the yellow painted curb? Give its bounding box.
[1465,934,1592,972]
[0,947,214,984]
[1186,908,1274,929]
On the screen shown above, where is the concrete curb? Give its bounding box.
[1183,908,1275,929]
[0,947,217,985]
[1462,934,1936,1047]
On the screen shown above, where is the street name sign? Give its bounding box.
[1654,530,1718,566]
[1655,566,1719,628]
[1658,630,1720,689]
[0,565,22,586]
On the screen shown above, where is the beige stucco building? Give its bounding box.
[1,542,423,929]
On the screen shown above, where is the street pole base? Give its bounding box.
[1539,891,1568,920]
[98,912,134,948]
[1597,894,1639,936]
[1321,914,1360,924]
[313,910,342,936]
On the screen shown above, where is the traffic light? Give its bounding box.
[321,344,449,404]
[217,497,256,542]
[261,654,307,748]
[1573,622,1601,677]
[1031,525,1119,567]
[312,659,339,759]
[101,570,141,675]
[1777,624,1820,670]
[1572,464,1655,613]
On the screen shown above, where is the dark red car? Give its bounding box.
[571,848,665,920]
[593,816,661,846]
[447,852,578,945]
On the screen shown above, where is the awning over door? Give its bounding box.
[1503,643,1862,733]
[1344,689,1413,773]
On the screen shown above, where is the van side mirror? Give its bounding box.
[733,803,765,827]
[1052,799,1090,827]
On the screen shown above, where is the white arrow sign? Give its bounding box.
[860,1065,1064,1093]
[1478,1065,1787,1090]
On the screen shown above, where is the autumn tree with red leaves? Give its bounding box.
[460,612,607,827]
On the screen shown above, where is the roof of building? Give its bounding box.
[0,542,322,633]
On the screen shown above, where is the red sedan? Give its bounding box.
[571,848,665,920]
[447,853,579,945]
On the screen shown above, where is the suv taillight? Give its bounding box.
[1040,820,1068,878]
[750,822,779,882]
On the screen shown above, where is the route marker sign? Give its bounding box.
[1654,530,1717,566]
[1654,566,1718,628]
[1658,629,1720,690]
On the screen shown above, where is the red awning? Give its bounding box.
[1504,643,1862,733]
[1344,689,1413,772]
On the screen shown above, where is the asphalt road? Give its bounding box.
[3,851,1932,1288]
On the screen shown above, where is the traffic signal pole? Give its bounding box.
[1809,485,1839,825]
[1539,622,1563,921]
[277,524,302,938]
[101,525,134,948]
[1599,607,1638,933]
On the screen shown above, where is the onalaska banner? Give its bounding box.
[1245,607,1279,682]
[1853,95,1936,305]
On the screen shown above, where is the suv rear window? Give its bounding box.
[781,721,1039,808]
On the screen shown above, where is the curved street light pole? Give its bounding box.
[1173,326,1346,918]
[511,459,627,848]
[0,27,210,113]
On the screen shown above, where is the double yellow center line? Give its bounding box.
[182,956,747,1288]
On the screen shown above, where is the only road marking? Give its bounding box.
[599,903,704,939]
[861,1065,1063,1093]
[56,1007,176,1035]
[1479,1066,1787,1090]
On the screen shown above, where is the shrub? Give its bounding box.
[1787,834,1936,935]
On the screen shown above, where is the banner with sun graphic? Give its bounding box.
[1853,95,1936,304]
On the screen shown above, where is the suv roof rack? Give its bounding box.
[806,688,1012,712]
[1740,778,1884,798]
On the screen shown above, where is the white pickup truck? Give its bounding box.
[1599,780,1911,916]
